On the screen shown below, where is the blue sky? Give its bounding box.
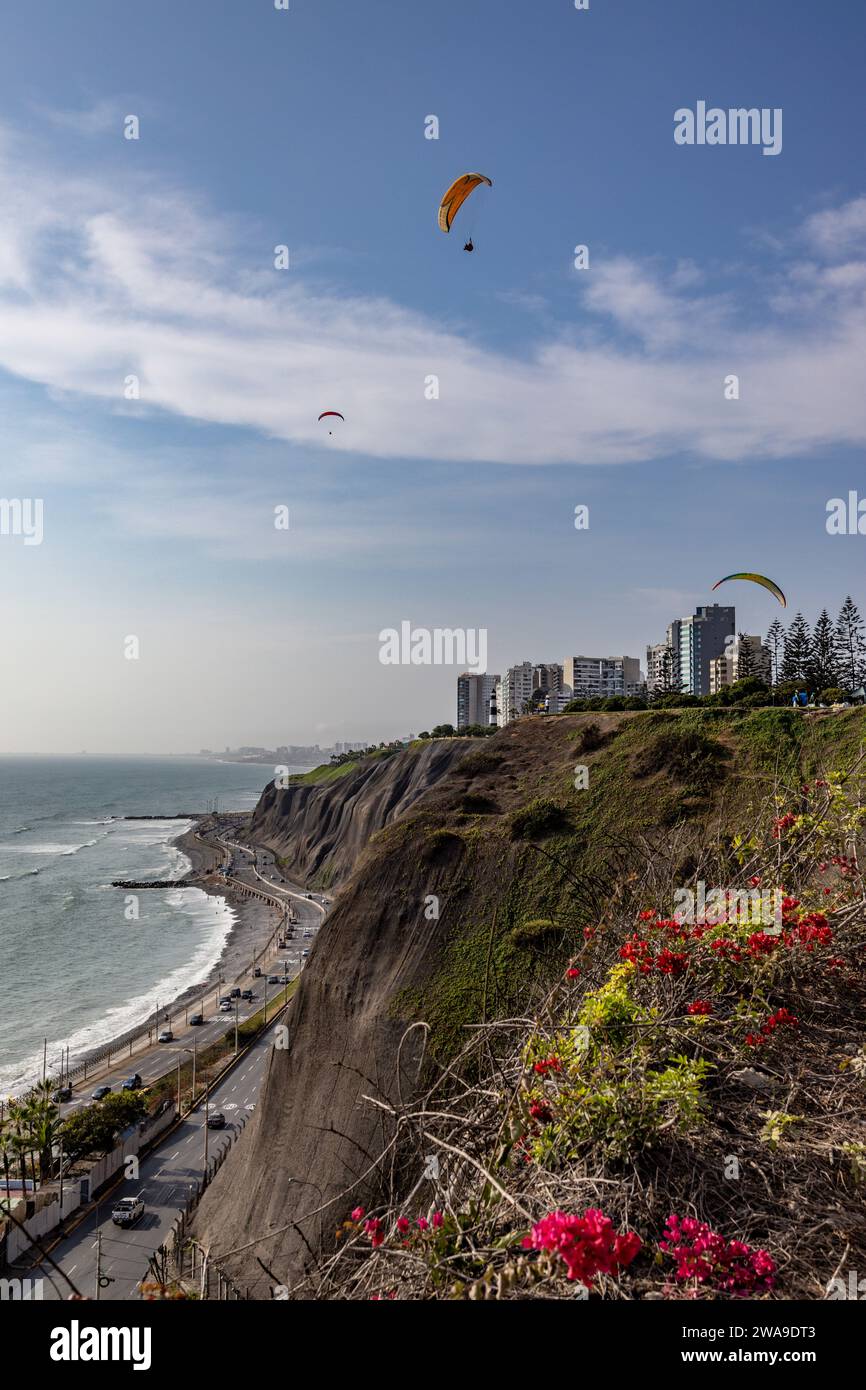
[0,0,864,752]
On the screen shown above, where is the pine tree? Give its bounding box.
[765,618,785,685]
[807,610,839,691]
[651,645,677,701]
[736,633,753,679]
[781,612,811,684]
[835,596,866,693]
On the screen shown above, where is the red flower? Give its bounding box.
[350,1206,365,1222]
[687,999,713,1016]
[364,1217,384,1248]
[432,1211,444,1229]
[657,948,688,976]
[522,1209,641,1288]
[660,1214,775,1295]
[533,1055,563,1075]
[566,967,581,979]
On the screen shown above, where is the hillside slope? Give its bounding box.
[194,709,866,1298]
[245,740,470,890]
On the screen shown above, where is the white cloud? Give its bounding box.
[803,197,866,259]
[0,127,864,468]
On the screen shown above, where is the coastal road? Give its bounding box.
[54,832,325,1114]
[17,1015,284,1301]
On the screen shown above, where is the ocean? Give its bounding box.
[0,756,301,1095]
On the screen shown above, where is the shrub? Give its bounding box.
[509,797,567,839]
[510,917,561,949]
[632,728,727,792]
[573,721,606,754]
[459,747,504,776]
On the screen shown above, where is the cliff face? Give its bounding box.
[193,710,866,1297]
[245,741,470,890]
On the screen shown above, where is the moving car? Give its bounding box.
[267,974,281,984]
[112,1195,145,1227]
[241,988,253,1001]
[52,1085,72,1103]
[305,892,313,899]
[253,966,262,977]
[303,931,313,938]
[229,987,241,998]
[301,949,310,957]
[120,1074,143,1091]
[189,1013,204,1026]
[91,1085,111,1101]
[219,1000,233,1013]
[207,1111,226,1129]
[158,1030,173,1043]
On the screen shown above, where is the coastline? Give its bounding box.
[40,816,284,1091]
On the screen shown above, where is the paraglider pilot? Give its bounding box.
[463,239,474,253]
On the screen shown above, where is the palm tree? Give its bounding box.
[0,1131,15,1209]
[26,1083,60,1183]
[6,1101,31,1195]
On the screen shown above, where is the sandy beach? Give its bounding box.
[58,816,286,1086]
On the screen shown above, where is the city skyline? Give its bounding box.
[1,1,865,752]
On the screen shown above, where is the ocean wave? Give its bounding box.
[14,838,102,856]
[0,888,237,1095]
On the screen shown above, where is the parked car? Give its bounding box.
[253,966,262,977]
[241,989,253,1001]
[158,1030,173,1043]
[189,1013,204,1026]
[120,1074,143,1091]
[52,1085,72,1103]
[112,1195,145,1227]
[91,1085,111,1101]
[207,1111,226,1130]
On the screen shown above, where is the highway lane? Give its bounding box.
[53,831,324,1115]
[17,1016,283,1301]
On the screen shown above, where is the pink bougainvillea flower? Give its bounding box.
[350,1206,365,1222]
[522,1208,641,1288]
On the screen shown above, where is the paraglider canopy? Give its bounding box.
[712,573,786,608]
[438,173,492,233]
[318,410,344,436]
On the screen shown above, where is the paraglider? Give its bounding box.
[438,173,492,248]
[318,410,344,436]
[711,573,786,608]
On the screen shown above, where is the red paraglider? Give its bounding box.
[318,410,344,436]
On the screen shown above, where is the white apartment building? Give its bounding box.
[709,635,772,694]
[563,655,643,700]
[456,672,501,729]
[497,662,535,725]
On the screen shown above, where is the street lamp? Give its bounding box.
[172,1044,197,1116]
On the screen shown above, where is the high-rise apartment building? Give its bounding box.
[669,605,735,697]
[457,672,501,729]
[497,662,535,725]
[709,635,771,693]
[563,655,643,700]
